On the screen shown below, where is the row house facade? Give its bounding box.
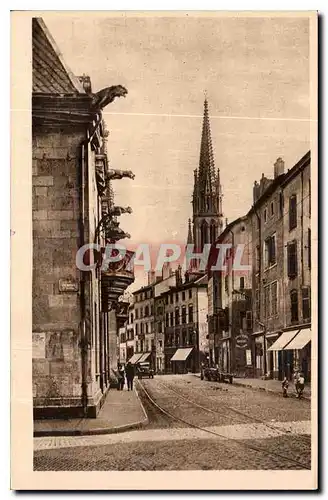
[208,151,312,382]
[132,284,156,369]
[208,216,253,376]
[32,18,134,418]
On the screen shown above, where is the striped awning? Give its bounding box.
[171,347,193,362]
[283,329,311,350]
[138,352,151,363]
[267,330,299,351]
[128,353,144,364]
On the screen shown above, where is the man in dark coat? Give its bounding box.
[125,361,135,391]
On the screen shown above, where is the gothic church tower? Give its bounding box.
[191,98,223,251]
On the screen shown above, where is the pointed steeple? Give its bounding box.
[198,97,215,197]
[187,218,193,245]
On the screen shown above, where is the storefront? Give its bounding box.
[170,347,194,374]
[267,328,311,381]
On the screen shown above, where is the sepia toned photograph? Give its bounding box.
[11,10,318,490]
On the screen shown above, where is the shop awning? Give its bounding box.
[267,330,300,351]
[283,329,311,350]
[171,347,193,362]
[138,352,151,363]
[128,353,144,364]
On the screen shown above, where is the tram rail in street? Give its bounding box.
[137,379,311,470]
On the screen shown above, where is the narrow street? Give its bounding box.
[34,375,311,471]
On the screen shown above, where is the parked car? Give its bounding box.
[203,367,233,384]
[136,362,154,379]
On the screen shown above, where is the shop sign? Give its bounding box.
[235,333,249,349]
[59,279,79,293]
[246,349,252,366]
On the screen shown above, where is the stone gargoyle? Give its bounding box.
[107,206,133,217]
[106,169,135,181]
[92,85,128,110]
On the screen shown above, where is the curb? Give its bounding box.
[231,380,311,401]
[34,389,149,438]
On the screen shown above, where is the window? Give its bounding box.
[240,277,245,290]
[175,307,180,326]
[271,281,278,316]
[189,289,192,299]
[176,293,179,302]
[188,304,193,323]
[135,309,139,320]
[165,313,169,327]
[240,311,246,330]
[264,208,267,223]
[264,285,270,318]
[165,296,169,305]
[182,291,186,301]
[159,340,163,349]
[225,275,229,294]
[151,338,155,350]
[264,234,276,268]
[309,179,311,217]
[170,295,173,304]
[256,245,260,273]
[246,311,252,331]
[302,287,311,320]
[279,192,284,217]
[287,241,298,278]
[270,201,274,216]
[130,313,134,323]
[150,305,154,316]
[145,323,149,334]
[308,228,311,269]
[255,289,260,319]
[289,195,297,230]
[290,289,299,322]
[145,305,149,317]
[170,312,174,326]
[182,306,187,324]
[140,323,144,334]
[136,323,139,335]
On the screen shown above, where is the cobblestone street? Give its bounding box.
[34,375,311,471]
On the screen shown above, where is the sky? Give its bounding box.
[43,13,311,288]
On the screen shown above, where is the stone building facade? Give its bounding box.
[32,18,134,418]
[133,284,155,369]
[208,216,253,376]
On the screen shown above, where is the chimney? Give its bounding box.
[147,270,156,286]
[253,180,260,203]
[274,157,285,179]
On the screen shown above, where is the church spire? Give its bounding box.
[187,218,193,245]
[198,97,215,197]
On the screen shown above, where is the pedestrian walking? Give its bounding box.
[117,363,125,391]
[296,372,305,399]
[125,361,135,391]
[282,376,289,398]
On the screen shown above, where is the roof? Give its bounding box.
[281,151,311,187]
[32,18,85,95]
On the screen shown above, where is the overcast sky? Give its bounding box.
[44,13,310,288]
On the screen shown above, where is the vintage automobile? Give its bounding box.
[136,362,154,379]
[202,366,233,384]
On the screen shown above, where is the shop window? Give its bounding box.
[289,195,297,230]
[287,241,298,278]
[290,289,299,323]
[302,287,311,321]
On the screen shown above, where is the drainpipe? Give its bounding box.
[253,206,267,377]
[79,141,88,417]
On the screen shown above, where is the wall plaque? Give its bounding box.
[59,279,79,293]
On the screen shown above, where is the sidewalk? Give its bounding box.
[193,373,311,400]
[34,388,148,437]
[232,377,311,400]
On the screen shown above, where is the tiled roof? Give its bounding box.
[32,18,85,95]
